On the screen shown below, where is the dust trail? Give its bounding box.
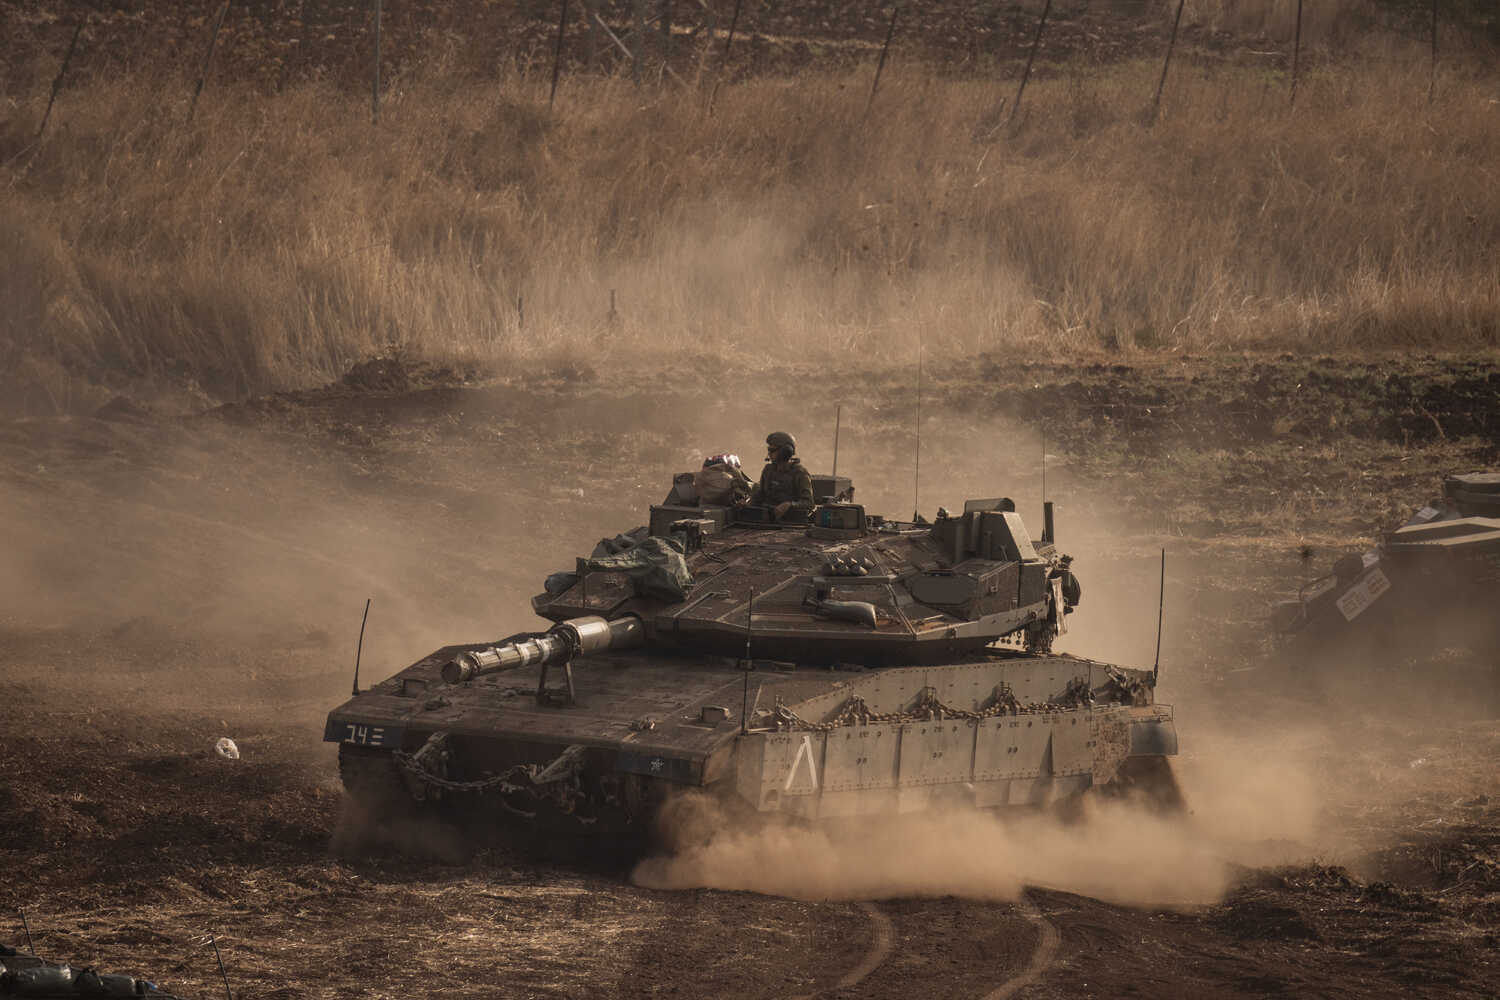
[638,796,1221,906]
[636,734,1327,907]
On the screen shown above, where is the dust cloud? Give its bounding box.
[0,410,552,732]
[635,726,1326,908]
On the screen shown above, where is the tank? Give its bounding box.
[1271,471,1500,660]
[325,468,1180,841]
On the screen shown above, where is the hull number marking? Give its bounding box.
[1336,567,1392,622]
[344,724,389,746]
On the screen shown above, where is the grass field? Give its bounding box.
[1,2,1496,417]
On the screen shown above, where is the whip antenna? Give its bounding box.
[1152,549,1165,684]
[913,337,923,521]
[831,404,842,482]
[209,933,233,1000]
[19,909,35,955]
[740,588,755,734]
[352,597,371,696]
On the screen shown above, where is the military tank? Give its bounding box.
[325,463,1180,841]
[1271,471,1500,660]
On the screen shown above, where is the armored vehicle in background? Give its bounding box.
[1272,472,1500,660]
[326,465,1179,840]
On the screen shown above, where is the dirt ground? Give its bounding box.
[2,354,1498,998]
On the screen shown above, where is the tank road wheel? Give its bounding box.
[1102,756,1185,815]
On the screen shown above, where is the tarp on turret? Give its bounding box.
[584,535,693,602]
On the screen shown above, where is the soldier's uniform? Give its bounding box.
[752,457,814,509]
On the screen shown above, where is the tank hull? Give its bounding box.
[325,647,1176,832]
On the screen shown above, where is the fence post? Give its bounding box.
[371,0,383,123]
[38,20,83,139]
[582,0,599,70]
[865,5,899,117]
[549,0,569,109]
[1428,0,1438,104]
[189,1,230,123]
[1289,0,1303,107]
[633,0,646,83]
[695,0,719,86]
[661,0,673,72]
[1009,0,1052,126]
[723,0,743,58]
[1150,0,1186,124]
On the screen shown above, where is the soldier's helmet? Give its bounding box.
[766,431,797,455]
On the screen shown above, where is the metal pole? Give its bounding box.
[582,0,599,70]
[370,0,383,124]
[660,0,673,70]
[633,0,645,84]
[38,20,83,139]
[723,0,743,58]
[1009,0,1052,125]
[865,6,899,117]
[912,336,922,522]
[352,598,371,696]
[549,0,569,110]
[189,1,231,123]
[740,588,755,733]
[210,933,233,1000]
[1152,549,1165,685]
[1290,0,1303,107]
[1151,0,1185,124]
[1428,0,1438,104]
[831,404,842,481]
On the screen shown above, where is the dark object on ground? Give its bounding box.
[0,944,187,998]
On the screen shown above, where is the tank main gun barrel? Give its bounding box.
[441,615,643,684]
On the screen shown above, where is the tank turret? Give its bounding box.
[530,492,1078,665]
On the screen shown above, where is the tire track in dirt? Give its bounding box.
[789,900,895,999]
[834,903,896,989]
[980,893,1060,1000]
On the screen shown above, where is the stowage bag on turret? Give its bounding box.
[584,535,694,602]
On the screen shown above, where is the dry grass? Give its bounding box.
[1,34,1497,412]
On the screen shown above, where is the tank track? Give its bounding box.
[338,744,414,808]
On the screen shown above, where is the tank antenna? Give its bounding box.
[209,933,233,1000]
[19,908,35,954]
[831,404,842,482]
[913,336,923,521]
[740,588,755,734]
[1041,424,1047,507]
[352,597,371,696]
[1152,549,1165,685]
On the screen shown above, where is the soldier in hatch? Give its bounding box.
[751,431,814,521]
